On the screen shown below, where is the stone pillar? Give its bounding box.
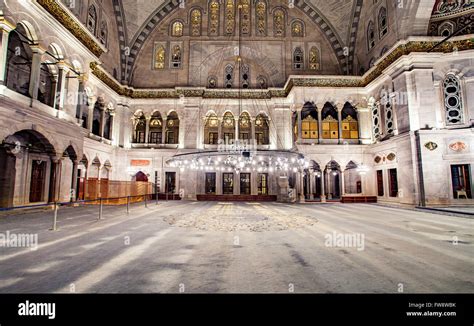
[108,113,115,141]
[296,108,302,143]
[341,170,346,196]
[55,62,69,110]
[327,169,332,200]
[250,117,256,145]
[234,117,239,142]
[50,75,58,107]
[28,46,44,100]
[309,172,314,200]
[48,157,62,203]
[337,105,343,144]
[87,97,96,133]
[162,117,167,144]
[317,107,323,144]
[71,160,79,201]
[100,107,106,138]
[217,118,223,142]
[299,172,305,202]
[76,77,85,122]
[320,170,326,202]
[0,21,13,86]
[145,115,151,144]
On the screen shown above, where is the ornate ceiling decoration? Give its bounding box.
[113,0,362,83]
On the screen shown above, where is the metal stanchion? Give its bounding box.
[98,198,103,220]
[127,196,130,214]
[145,194,148,208]
[52,202,58,231]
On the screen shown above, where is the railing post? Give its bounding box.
[127,196,130,214]
[98,197,103,220]
[52,202,58,231]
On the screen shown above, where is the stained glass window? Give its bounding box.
[256,1,267,36]
[273,8,285,37]
[190,9,202,36]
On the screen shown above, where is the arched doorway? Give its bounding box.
[325,160,342,200]
[0,130,56,207]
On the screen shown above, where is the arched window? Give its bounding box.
[240,0,250,35]
[154,45,165,70]
[291,20,304,37]
[301,102,318,140]
[367,21,375,50]
[190,8,202,36]
[166,112,180,144]
[321,103,339,140]
[378,7,388,39]
[255,0,267,36]
[444,74,464,125]
[170,45,182,69]
[222,112,235,143]
[133,111,146,143]
[92,102,103,137]
[309,46,320,70]
[273,8,285,37]
[239,112,251,142]
[204,113,219,144]
[293,47,304,70]
[225,0,235,36]
[5,27,33,97]
[341,103,359,140]
[99,21,108,47]
[87,5,97,34]
[208,0,220,36]
[149,112,163,144]
[241,64,250,89]
[255,114,269,145]
[224,64,234,88]
[171,21,183,37]
[383,98,395,136]
[369,99,381,141]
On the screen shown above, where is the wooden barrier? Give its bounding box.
[341,196,377,203]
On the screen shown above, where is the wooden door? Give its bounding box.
[29,160,46,203]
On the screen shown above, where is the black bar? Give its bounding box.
[0,294,472,322]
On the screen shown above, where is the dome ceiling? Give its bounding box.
[113,0,363,81]
[120,0,357,46]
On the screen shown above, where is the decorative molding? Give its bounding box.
[36,0,104,57]
[90,38,474,99]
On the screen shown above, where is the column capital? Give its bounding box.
[0,17,15,33]
[29,45,45,55]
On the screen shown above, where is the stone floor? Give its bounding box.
[0,201,473,293]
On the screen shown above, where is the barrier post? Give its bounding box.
[145,194,148,208]
[126,196,130,214]
[52,202,58,231]
[98,198,103,220]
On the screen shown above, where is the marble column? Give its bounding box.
[0,22,13,86]
[317,107,323,144]
[87,97,96,133]
[55,62,69,110]
[341,170,346,197]
[309,172,314,200]
[100,107,106,138]
[320,171,326,202]
[337,105,343,144]
[28,46,44,100]
[296,108,302,143]
[71,160,79,201]
[234,117,239,142]
[145,115,151,144]
[162,118,167,144]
